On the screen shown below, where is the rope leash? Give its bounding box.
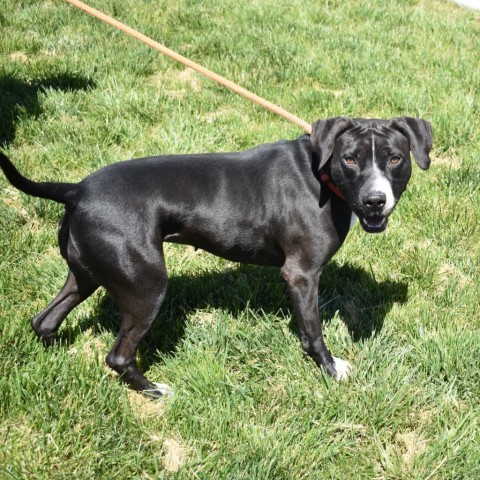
[64,0,312,134]
[63,1,345,200]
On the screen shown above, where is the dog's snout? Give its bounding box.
[363,191,386,212]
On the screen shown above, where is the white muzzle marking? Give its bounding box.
[370,134,395,214]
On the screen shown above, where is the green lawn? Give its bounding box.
[1,0,479,478]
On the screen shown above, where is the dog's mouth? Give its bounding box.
[359,215,388,233]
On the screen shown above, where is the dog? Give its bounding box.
[0,117,432,397]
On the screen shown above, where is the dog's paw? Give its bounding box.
[152,382,174,396]
[143,382,175,399]
[332,356,351,381]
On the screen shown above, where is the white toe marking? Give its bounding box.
[332,356,351,381]
[152,382,174,396]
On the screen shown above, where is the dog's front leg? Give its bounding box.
[281,260,350,381]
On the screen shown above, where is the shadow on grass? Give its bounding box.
[63,260,408,370]
[0,73,96,146]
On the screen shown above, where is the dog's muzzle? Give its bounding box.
[358,191,390,233]
[359,214,388,233]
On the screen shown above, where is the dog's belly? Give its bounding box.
[164,229,285,267]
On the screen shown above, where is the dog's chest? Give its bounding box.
[349,213,358,230]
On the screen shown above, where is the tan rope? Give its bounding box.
[64,0,312,134]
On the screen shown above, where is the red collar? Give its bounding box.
[319,171,346,201]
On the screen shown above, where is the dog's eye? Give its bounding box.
[390,156,402,165]
[344,157,356,166]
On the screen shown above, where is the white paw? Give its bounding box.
[152,382,175,396]
[332,356,351,381]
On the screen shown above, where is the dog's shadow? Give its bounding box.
[0,73,95,146]
[77,260,408,370]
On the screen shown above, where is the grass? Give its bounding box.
[1,0,479,478]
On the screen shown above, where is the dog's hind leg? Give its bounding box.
[31,269,98,345]
[104,252,169,398]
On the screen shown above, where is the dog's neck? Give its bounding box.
[319,169,346,201]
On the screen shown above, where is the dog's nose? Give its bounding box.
[362,191,386,212]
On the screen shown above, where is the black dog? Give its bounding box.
[0,117,432,396]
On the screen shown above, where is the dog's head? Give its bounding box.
[310,117,433,233]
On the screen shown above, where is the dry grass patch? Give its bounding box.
[80,329,108,362]
[190,310,217,327]
[9,52,29,63]
[126,390,168,420]
[148,67,202,99]
[162,438,186,473]
[201,107,247,123]
[2,186,30,219]
[398,430,428,467]
[437,262,473,289]
[430,155,462,170]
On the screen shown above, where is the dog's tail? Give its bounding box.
[0,151,79,205]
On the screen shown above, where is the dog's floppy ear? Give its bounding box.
[389,117,433,170]
[310,117,354,169]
